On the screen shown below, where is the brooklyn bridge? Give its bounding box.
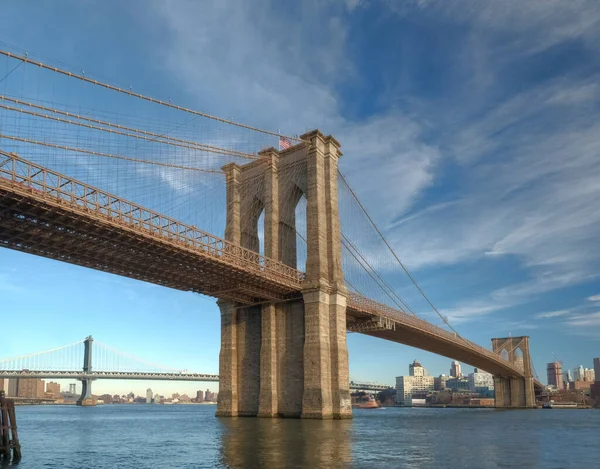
[0,48,540,418]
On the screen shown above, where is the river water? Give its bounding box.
[7,404,600,468]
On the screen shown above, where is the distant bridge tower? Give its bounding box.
[77,335,96,406]
[491,336,535,408]
[217,130,352,419]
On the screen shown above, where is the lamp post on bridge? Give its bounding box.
[76,335,96,407]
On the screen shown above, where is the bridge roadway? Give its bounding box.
[0,370,220,382]
[0,151,538,386]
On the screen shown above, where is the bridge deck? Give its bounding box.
[0,151,532,382]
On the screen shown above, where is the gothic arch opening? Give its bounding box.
[500,349,509,362]
[514,347,524,372]
[295,195,308,272]
[278,184,305,269]
[257,209,265,256]
[241,196,264,254]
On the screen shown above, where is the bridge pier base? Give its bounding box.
[217,293,352,419]
[76,379,96,407]
[76,336,96,406]
[493,376,535,408]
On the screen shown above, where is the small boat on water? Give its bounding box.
[358,394,380,409]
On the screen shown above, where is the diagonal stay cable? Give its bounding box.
[338,169,472,341]
[0,60,22,85]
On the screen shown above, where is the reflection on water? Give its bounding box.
[219,417,352,468]
[8,405,600,469]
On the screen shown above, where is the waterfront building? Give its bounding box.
[11,378,45,398]
[410,360,427,377]
[446,377,470,392]
[69,383,76,394]
[468,368,495,395]
[546,362,562,388]
[450,361,461,378]
[146,388,153,404]
[396,360,435,405]
[7,379,18,397]
[46,382,60,397]
[594,358,600,382]
[591,382,600,405]
[196,390,205,402]
[434,374,449,391]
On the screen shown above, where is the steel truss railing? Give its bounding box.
[348,292,526,377]
[0,150,304,287]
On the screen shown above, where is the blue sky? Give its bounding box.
[1,0,599,395]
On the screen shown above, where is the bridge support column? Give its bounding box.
[301,287,333,419]
[492,336,536,408]
[329,290,352,419]
[217,130,351,420]
[258,303,278,417]
[217,301,239,417]
[77,379,95,407]
[77,335,96,406]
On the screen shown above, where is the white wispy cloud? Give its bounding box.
[588,295,600,302]
[534,309,571,320]
[565,312,600,327]
[148,0,600,322]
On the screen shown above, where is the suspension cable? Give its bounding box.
[338,169,466,337]
[0,96,258,160]
[0,49,304,143]
[0,339,84,363]
[0,133,225,174]
[341,233,418,317]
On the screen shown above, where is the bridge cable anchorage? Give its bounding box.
[0,96,259,160]
[0,49,304,144]
[0,133,225,174]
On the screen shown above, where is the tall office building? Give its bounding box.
[584,368,595,382]
[69,383,77,394]
[594,358,600,382]
[146,388,153,404]
[574,365,585,381]
[396,360,435,405]
[450,361,461,378]
[546,362,562,388]
[196,390,205,402]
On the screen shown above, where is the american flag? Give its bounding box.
[279,136,292,150]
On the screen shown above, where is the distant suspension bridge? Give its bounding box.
[0,337,390,405]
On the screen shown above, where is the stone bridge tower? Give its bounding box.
[217,130,352,419]
[491,336,535,408]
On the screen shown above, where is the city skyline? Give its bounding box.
[2,0,600,389]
